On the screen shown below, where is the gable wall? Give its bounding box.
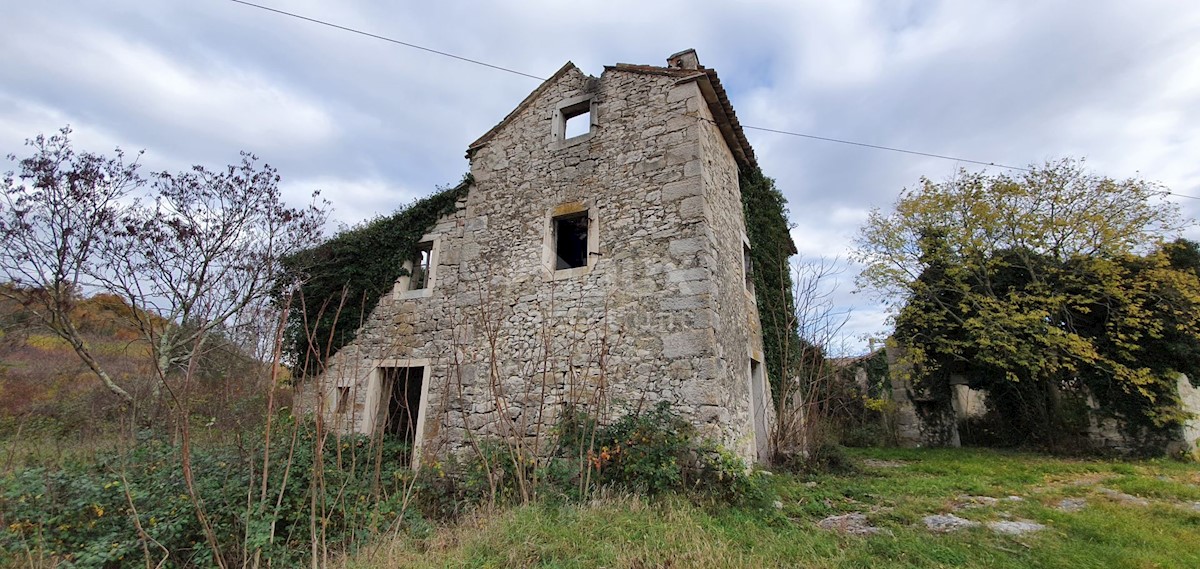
[315,65,767,463]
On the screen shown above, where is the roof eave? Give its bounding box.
[678,70,756,169]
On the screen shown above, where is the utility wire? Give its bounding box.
[226,0,547,81]
[741,124,1029,171]
[226,0,1200,201]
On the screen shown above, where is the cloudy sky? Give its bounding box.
[4,1,1199,353]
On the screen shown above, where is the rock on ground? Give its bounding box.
[1056,498,1087,512]
[988,520,1046,536]
[817,513,890,536]
[923,514,980,532]
[953,495,999,509]
[1097,487,1150,506]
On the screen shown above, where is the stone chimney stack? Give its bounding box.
[667,49,700,70]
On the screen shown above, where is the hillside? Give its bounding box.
[0,291,151,426]
[0,287,273,436]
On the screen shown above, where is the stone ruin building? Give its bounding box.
[886,341,1200,457]
[314,50,776,467]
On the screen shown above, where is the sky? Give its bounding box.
[3,0,1199,354]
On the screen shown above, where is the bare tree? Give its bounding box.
[100,153,327,411]
[0,127,143,403]
[2,127,328,414]
[770,256,851,466]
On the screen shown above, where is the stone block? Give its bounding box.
[667,84,697,103]
[662,179,702,202]
[678,195,708,220]
[661,295,708,311]
[664,330,710,358]
[667,268,709,282]
[668,237,705,259]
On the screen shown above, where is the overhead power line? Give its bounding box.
[226,0,546,81]
[740,124,1029,171]
[226,0,1200,201]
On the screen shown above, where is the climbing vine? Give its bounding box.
[280,174,471,372]
[740,165,801,397]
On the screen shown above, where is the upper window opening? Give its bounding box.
[564,108,591,139]
[409,242,432,290]
[554,97,594,143]
[554,212,589,270]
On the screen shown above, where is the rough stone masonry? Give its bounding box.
[312,50,776,466]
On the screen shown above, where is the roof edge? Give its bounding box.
[683,67,757,169]
[466,61,578,156]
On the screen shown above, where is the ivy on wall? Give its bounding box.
[282,166,797,391]
[280,175,471,372]
[739,165,801,398]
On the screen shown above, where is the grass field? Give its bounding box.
[349,447,1200,569]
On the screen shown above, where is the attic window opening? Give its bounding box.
[554,212,589,270]
[555,98,594,142]
[408,242,432,290]
[564,107,591,138]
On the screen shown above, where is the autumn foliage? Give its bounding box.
[856,159,1200,449]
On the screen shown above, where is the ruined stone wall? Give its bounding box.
[315,64,767,464]
[885,340,960,448]
[315,200,469,441]
[1177,374,1200,459]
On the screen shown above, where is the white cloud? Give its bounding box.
[4,0,1200,355]
[283,176,428,232]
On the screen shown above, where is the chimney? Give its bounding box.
[666,49,700,70]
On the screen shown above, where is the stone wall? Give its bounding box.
[1177,374,1200,459]
[312,56,771,465]
[885,340,960,448]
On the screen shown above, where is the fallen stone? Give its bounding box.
[862,459,908,468]
[817,513,890,536]
[988,520,1046,536]
[1056,498,1087,512]
[923,514,980,532]
[1176,501,1200,512]
[954,495,999,509]
[1096,487,1151,506]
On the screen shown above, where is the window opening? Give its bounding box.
[335,386,351,414]
[379,366,425,464]
[553,212,589,270]
[743,243,754,292]
[564,107,591,139]
[409,242,432,290]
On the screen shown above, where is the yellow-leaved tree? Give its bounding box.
[855,159,1200,451]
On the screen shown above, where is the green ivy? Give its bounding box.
[280,175,471,372]
[282,166,795,389]
[740,165,801,398]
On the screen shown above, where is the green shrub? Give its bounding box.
[566,402,768,505]
[588,402,695,495]
[0,417,414,567]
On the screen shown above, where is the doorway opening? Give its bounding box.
[379,366,425,464]
[750,358,768,462]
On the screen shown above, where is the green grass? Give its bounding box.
[349,448,1200,569]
